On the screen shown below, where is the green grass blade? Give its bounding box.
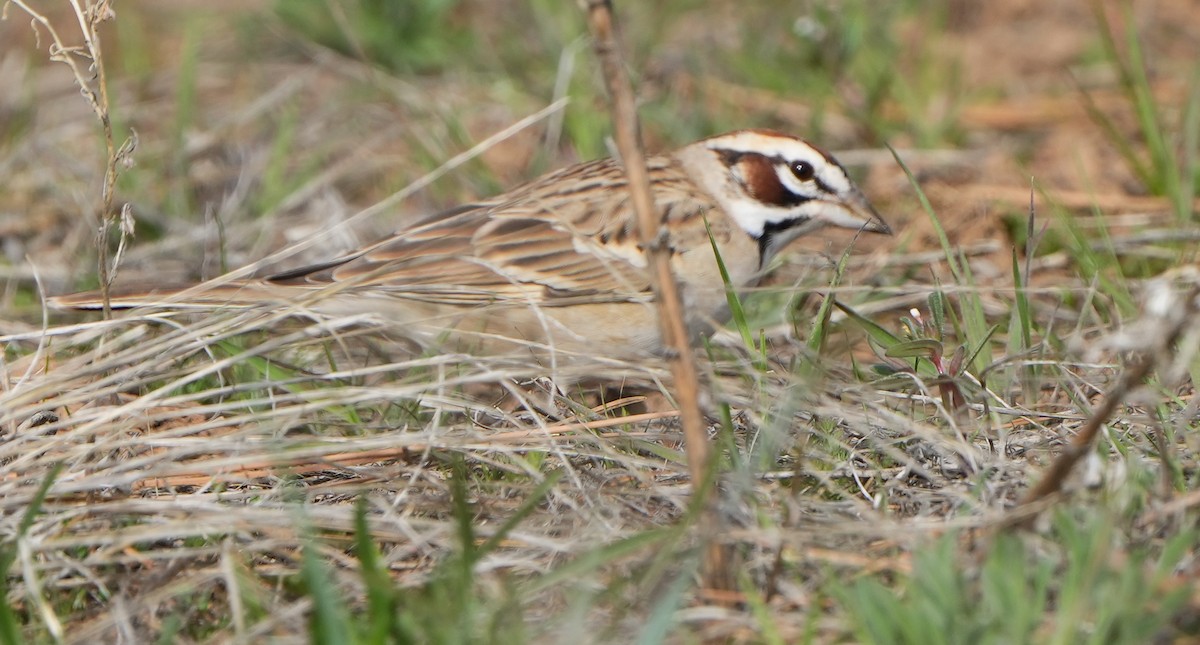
[1120,5,1177,200]
[1073,74,1153,189]
[833,300,903,348]
[888,144,959,279]
[353,498,399,645]
[0,463,63,645]
[807,236,854,355]
[703,214,765,369]
[1011,246,1032,352]
[449,455,478,566]
[963,324,1000,372]
[303,539,356,645]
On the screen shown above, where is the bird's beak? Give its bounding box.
[843,188,892,236]
[815,188,891,235]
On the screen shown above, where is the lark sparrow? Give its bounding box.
[53,130,890,365]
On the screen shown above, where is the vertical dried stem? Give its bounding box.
[583,0,730,591]
[9,0,133,318]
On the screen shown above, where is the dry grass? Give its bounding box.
[2,0,1200,642]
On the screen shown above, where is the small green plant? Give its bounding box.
[838,291,995,419]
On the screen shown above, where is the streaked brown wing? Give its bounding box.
[265,155,719,307]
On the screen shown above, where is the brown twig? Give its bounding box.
[1012,277,1199,529]
[583,0,729,592]
[582,0,709,498]
[1014,353,1154,516]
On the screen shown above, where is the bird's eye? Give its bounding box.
[790,161,816,181]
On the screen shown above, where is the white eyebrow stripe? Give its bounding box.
[706,131,825,160]
[814,165,851,194]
